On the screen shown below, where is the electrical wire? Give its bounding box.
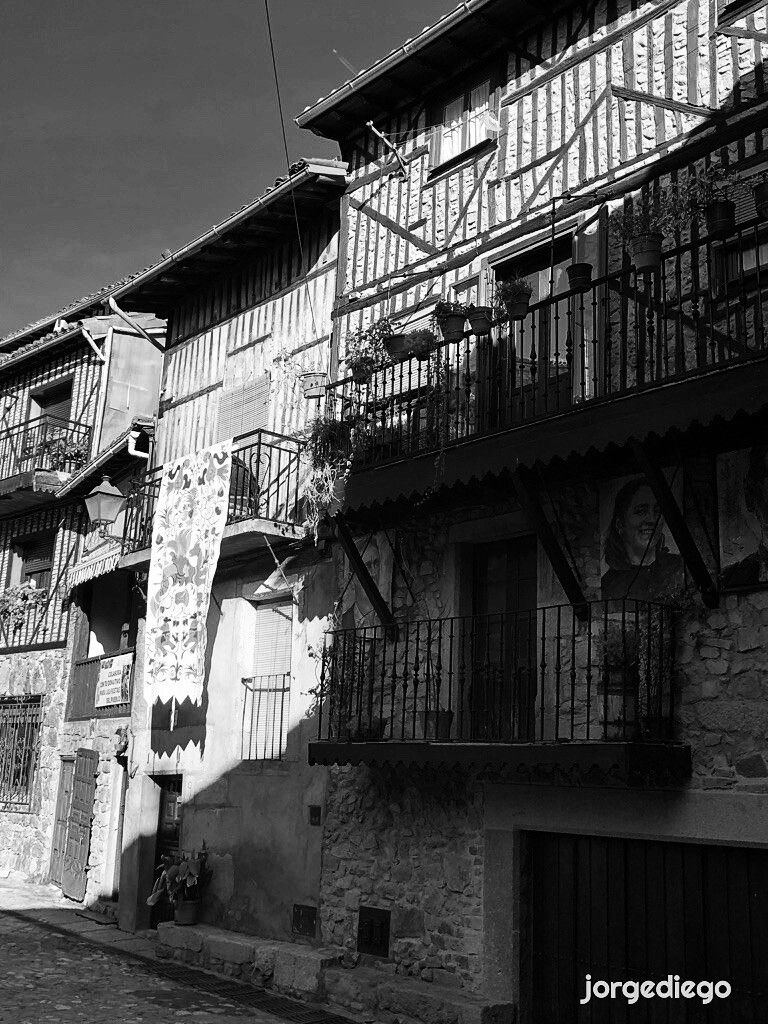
[263,0,318,338]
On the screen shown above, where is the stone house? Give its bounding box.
[295,0,768,1020]
[0,303,163,907]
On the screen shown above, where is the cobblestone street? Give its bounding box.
[0,912,295,1024]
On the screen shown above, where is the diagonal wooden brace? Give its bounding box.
[512,466,589,620]
[334,515,398,633]
[630,441,719,608]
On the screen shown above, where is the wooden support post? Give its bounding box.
[334,515,397,631]
[630,441,718,608]
[512,466,589,620]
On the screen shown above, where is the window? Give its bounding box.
[0,696,43,808]
[30,381,73,423]
[433,79,492,168]
[241,602,292,760]
[12,532,56,592]
[217,374,270,441]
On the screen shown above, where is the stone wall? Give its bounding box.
[320,764,485,991]
[0,647,68,882]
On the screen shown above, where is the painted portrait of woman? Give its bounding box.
[600,477,683,601]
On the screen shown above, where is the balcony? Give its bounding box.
[329,226,768,506]
[0,416,91,512]
[0,593,68,653]
[121,428,303,562]
[308,599,690,786]
[65,649,135,722]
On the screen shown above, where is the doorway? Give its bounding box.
[150,775,183,927]
[50,757,75,887]
[469,536,538,740]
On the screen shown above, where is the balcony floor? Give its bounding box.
[345,352,768,511]
[308,739,692,787]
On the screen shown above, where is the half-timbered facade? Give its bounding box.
[110,158,348,943]
[296,1,768,1020]
[0,306,163,908]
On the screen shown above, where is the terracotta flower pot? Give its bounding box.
[466,305,493,335]
[299,372,327,399]
[437,313,467,343]
[753,181,768,221]
[567,261,593,293]
[505,296,532,321]
[705,200,736,239]
[174,899,201,926]
[384,334,412,362]
[629,232,663,273]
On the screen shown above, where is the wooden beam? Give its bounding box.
[349,196,440,256]
[629,441,719,607]
[334,514,397,630]
[512,466,588,619]
[611,83,721,121]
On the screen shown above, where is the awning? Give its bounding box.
[67,549,121,590]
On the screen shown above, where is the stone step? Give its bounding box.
[324,964,514,1024]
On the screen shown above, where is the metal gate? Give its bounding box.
[60,748,99,902]
[522,832,768,1023]
[49,757,74,886]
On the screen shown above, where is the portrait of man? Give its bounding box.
[720,446,768,589]
[600,476,683,601]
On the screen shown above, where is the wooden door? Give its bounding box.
[522,832,768,1023]
[151,775,183,927]
[470,536,538,740]
[49,758,74,887]
[60,747,99,902]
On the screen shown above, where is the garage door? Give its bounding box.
[522,833,768,1023]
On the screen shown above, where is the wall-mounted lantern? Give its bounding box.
[84,475,126,538]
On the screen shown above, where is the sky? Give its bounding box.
[0,0,452,337]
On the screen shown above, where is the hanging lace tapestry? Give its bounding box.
[144,442,232,706]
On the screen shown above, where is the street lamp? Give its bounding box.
[84,475,127,538]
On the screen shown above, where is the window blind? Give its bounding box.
[217,374,270,441]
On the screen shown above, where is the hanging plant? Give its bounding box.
[0,580,48,629]
[612,185,691,272]
[686,164,740,238]
[344,319,393,382]
[466,303,494,334]
[406,328,439,361]
[433,300,468,342]
[301,414,363,543]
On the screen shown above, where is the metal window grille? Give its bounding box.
[0,696,43,809]
[241,674,291,761]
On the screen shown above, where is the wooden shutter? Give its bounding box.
[217,374,270,441]
[60,747,99,902]
[50,759,75,886]
[21,533,55,591]
[254,602,292,676]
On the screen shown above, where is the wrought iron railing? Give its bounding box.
[0,696,43,809]
[0,415,91,481]
[65,649,135,722]
[241,672,291,760]
[327,225,768,468]
[316,600,676,745]
[122,428,302,555]
[0,593,68,652]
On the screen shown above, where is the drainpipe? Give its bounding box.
[127,430,149,460]
[107,297,165,352]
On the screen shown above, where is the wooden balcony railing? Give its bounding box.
[315,600,676,747]
[0,594,68,653]
[0,415,91,481]
[122,428,302,555]
[65,649,135,722]
[327,224,768,469]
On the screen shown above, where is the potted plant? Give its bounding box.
[613,187,686,273]
[566,261,593,293]
[466,303,494,335]
[0,579,48,630]
[344,322,390,383]
[301,414,360,542]
[406,327,439,361]
[594,618,640,740]
[687,164,738,239]
[146,848,213,926]
[494,275,534,321]
[433,300,468,342]
[298,370,328,399]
